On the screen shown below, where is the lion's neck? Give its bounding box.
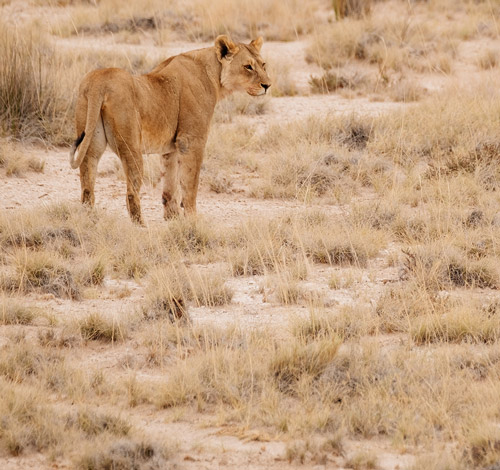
[185,48,230,102]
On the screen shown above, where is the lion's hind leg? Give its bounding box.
[118,145,144,225]
[162,151,182,219]
[79,117,106,206]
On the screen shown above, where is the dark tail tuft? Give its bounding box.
[74,131,85,149]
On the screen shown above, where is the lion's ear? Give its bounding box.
[215,35,239,62]
[250,37,263,52]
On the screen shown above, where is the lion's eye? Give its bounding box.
[244,65,253,71]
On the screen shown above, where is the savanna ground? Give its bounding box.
[2,0,500,468]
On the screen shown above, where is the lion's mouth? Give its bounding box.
[247,88,266,96]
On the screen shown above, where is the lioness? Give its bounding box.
[69,35,271,223]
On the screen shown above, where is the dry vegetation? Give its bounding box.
[2,0,500,468]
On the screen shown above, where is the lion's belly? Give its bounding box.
[141,135,175,155]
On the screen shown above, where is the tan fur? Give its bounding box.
[69,36,271,223]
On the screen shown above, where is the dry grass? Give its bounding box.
[4,1,500,466]
[77,312,129,342]
[332,0,372,20]
[54,0,328,41]
[0,22,74,143]
[304,0,500,100]
[0,298,39,325]
[0,139,45,176]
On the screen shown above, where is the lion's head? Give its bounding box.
[215,35,271,97]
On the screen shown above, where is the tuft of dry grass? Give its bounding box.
[309,70,369,94]
[77,438,172,470]
[78,312,128,342]
[410,304,500,345]
[401,243,499,290]
[54,0,327,41]
[477,48,499,70]
[2,250,81,299]
[0,139,44,176]
[332,0,372,20]
[346,451,378,469]
[269,338,341,392]
[0,22,74,143]
[0,298,39,325]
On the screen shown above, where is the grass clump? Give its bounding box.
[4,250,81,299]
[0,341,55,383]
[332,0,372,19]
[346,451,378,469]
[310,70,368,94]
[70,408,131,438]
[0,139,44,176]
[402,244,499,290]
[465,426,500,467]
[0,381,65,456]
[304,224,384,267]
[78,312,128,342]
[270,338,341,392]
[0,22,73,143]
[77,438,172,470]
[0,298,38,325]
[411,304,500,344]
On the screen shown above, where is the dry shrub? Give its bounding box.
[332,0,372,19]
[307,7,459,77]
[477,48,499,69]
[77,257,106,287]
[153,324,342,435]
[69,408,131,437]
[465,426,500,467]
[77,439,171,470]
[58,0,326,41]
[178,0,325,41]
[375,281,448,334]
[214,93,269,123]
[0,139,44,176]
[270,338,341,392]
[411,304,500,344]
[306,19,367,69]
[304,223,384,267]
[0,381,65,456]
[0,22,73,143]
[346,451,378,469]
[144,264,232,321]
[292,310,338,342]
[3,250,81,299]
[267,59,299,97]
[0,298,38,325]
[228,219,293,276]
[369,88,500,168]
[402,244,499,290]
[188,268,234,307]
[258,113,374,153]
[251,115,379,200]
[0,341,60,383]
[161,216,219,256]
[205,171,233,194]
[143,266,189,321]
[0,376,166,464]
[389,78,425,102]
[78,312,128,342]
[310,71,368,94]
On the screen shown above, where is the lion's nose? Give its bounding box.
[261,83,270,92]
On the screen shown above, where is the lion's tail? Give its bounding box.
[69,90,104,170]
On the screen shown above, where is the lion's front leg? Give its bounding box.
[162,151,182,219]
